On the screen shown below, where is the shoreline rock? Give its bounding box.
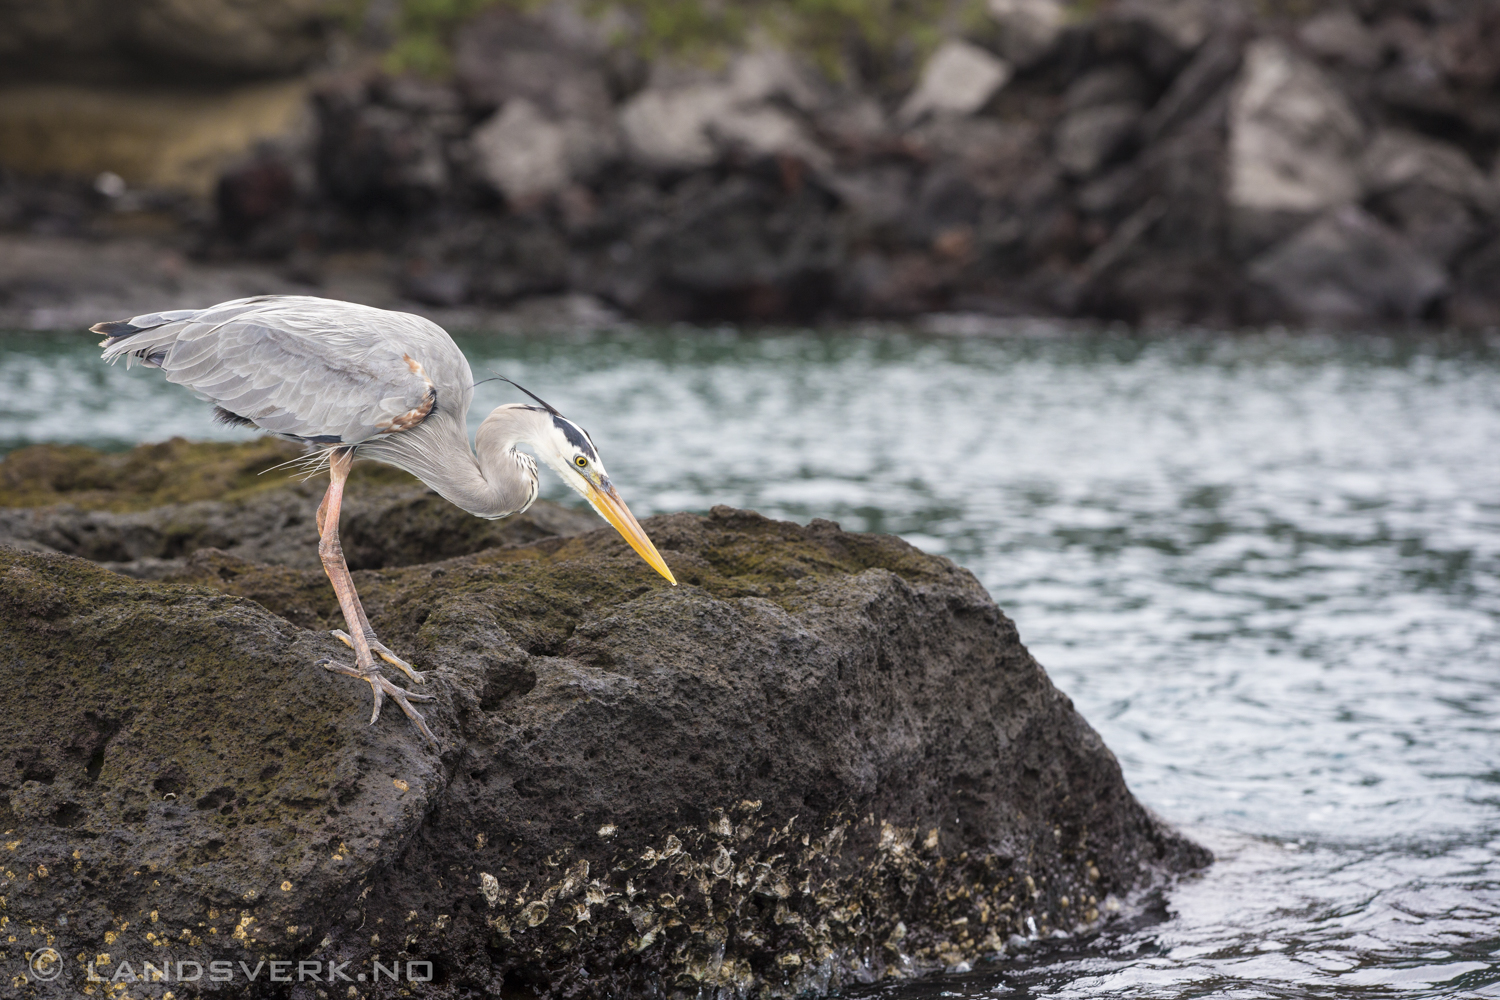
[1,442,1209,996]
[2,1,1498,330]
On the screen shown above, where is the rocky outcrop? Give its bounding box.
[4,0,1498,328]
[1227,38,1365,226]
[897,40,1012,125]
[1,442,1208,997]
[0,480,596,578]
[1246,204,1449,324]
[0,439,598,575]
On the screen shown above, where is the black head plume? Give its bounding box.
[473,373,561,415]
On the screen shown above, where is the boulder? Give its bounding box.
[726,47,828,114]
[1432,4,1500,90]
[1055,102,1143,178]
[806,92,885,150]
[215,153,304,244]
[712,105,830,171]
[1108,0,1214,57]
[618,50,830,173]
[400,261,472,308]
[897,40,1012,126]
[1298,8,1382,70]
[1358,130,1494,265]
[471,99,572,205]
[1247,205,1448,325]
[1227,38,1365,216]
[453,3,622,202]
[1370,14,1500,139]
[1359,129,1496,211]
[1065,64,1151,113]
[825,165,916,232]
[1365,185,1480,267]
[313,80,455,211]
[909,117,1047,200]
[1138,23,1246,142]
[592,171,842,321]
[986,0,1067,69]
[1,442,1209,998]
[618,86,735,171]
[452,4,615,120]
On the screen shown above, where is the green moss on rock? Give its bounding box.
[0,437,418,512]
[0,440,599,572]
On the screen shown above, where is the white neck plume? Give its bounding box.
[360,405,551,519]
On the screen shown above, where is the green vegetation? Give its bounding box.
[598,0,989,76]
[0,438,415,512]
[377,0,523,77]
[365,0,994,80]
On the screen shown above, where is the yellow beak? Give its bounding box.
[584,480,677,585]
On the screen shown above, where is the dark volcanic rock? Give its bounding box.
[7,0,1500,329]
[0,480,596,577]
[1248,205,1450,325]
[0,439,599,575]
[1,448,1209,997]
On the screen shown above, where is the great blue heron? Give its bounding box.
[94,295,676,745]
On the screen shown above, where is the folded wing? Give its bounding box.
[97,296,441,445]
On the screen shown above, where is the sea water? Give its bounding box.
[3,322,1497,997]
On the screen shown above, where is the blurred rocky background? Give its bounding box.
[2,0,1498,330]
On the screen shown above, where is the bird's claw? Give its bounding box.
[321,658,439,746]
[331,629,426,684]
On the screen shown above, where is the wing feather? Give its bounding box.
[97,296,456,445]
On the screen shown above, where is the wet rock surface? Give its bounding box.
[0,438,599,575]
[0,476,594,583]
[1,442,1208,997]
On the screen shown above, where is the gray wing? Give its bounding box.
[97,296,459,445]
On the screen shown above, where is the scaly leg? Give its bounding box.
[316,449,437,745]
[314,469,425,684]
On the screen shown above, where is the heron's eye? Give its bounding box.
[575,456,588,469]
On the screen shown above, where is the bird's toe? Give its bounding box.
[319,657,389,724]
[332,629,426,684]
[379,677,439,746]
[318,656,437,745]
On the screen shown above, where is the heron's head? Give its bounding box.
[483,402,676,586]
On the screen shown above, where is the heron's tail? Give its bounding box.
[95,309,201,368]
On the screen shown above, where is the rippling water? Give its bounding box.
[3,323,1499,997]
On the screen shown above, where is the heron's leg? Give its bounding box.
[312,470,425,684]
[316,450,437,745]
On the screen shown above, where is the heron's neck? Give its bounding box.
[363,408,542,519]
[465,405,553,518]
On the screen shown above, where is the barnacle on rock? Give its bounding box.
[479,872,501,908]
[521,901,549,927]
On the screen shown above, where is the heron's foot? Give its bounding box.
[318,658,439,746]
[331,629,426,684]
